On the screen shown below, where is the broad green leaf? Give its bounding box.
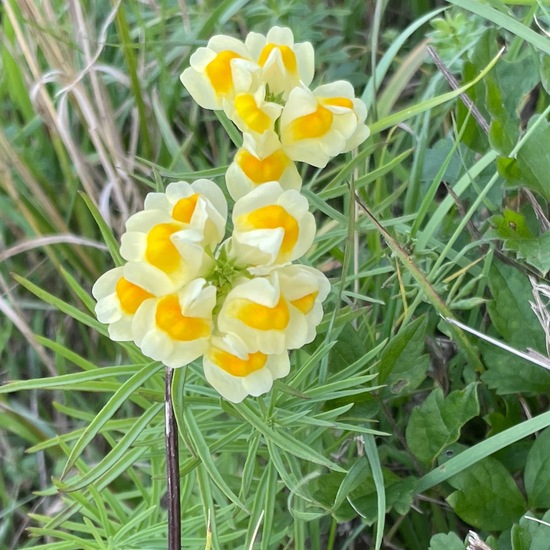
[481,343,550,395]
[488,209,534,240]
[524,428,550,508]
[417,409,550,494]
[406,383,479,465]
[428,532,465,550]
[379,315,429,394]
[447,456,526,531]
[486,260,546,353]
[348,473,416,524]
[505,232,550,276]
[511,511,550,550]
[496,116,550,201]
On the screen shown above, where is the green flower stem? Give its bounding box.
[165,367,181,550]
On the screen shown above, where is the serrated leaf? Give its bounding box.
[379,315,429,394]
[505,232,550,276]
[428,532,465,550]
[480,344,550,395]
[524,427,550,509]
[447,456,526,531]
[487,260,546,353]
[406,383,479,465]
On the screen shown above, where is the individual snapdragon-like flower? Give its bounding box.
[245,26,315,98]
[275,264,331,348]
[223,84,283,136]
[92,266,154,341]
[229,181,315,267]
[142,179,228,251]
[225,131,301,200]
[180,35,260,110]
[132,278,216,368]
[120,208,214,295]
[280,81,370,168]
[216,267,328,355]
[203,332,290,403]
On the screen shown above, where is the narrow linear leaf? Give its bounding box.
[60,362,162,478]
[59,403,162,492]
[184,407,249,513]
[234,401,345,472]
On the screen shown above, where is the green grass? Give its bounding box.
[1,0,550,548]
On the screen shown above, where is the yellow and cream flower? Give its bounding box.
[142,179,228,251]
[229,181,315,267]
[225,131,301,200]
[203,333,290,403]
[180,35,260,110]
[218,268,328,354]
[120,208,213,295]
[245,26,314,98]
[280,81,370,168]
[275,264,331,348]
[132,278,216,368]
[92,266,154,342]
[223,84,283,136]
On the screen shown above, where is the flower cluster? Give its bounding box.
[93,27,369,403]
[181,26,370,196]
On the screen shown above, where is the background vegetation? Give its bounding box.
[1,0,550,548]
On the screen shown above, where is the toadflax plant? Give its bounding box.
[93,26,370,403]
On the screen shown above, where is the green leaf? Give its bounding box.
[379,315,429,394]
[446,456,526,531]
[524,428,550,508]
[486,260,546,353]
[417,410,550,494]
[428,532,465,550]
[406,383,479,465]
[60,362,162,478]
[58,403,162,492]
[505,232,550,276]
[448,0,550,56]
[496,116,550,201]
[481,344,550,395]
[233,401,345,472]
[511,511,550,550]
[184,407,249,513]
[489,209,534,239]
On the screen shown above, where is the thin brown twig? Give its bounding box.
[165,366,181,550]
[427,45,490,135]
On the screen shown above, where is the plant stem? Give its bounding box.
[165,366,181,550]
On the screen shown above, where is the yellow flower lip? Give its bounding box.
[291,104,333,140]
[172,193,199,224]
[233,296,290,331]
[210,348,267,377]
[234,93,271,133]
[239,204,299,257]
[155,294,210,341]
[145,223,182,273]
[291,291,318,314]
[115,277,153,314]
[205,50,242,96]
[258,43,297,72]
[236,149,288,184]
